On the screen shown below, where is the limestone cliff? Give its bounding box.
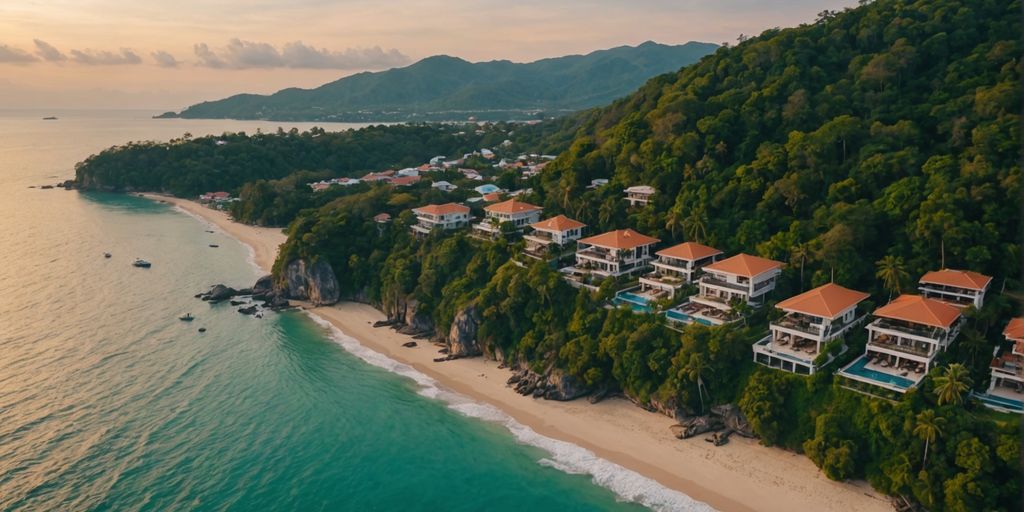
[276,258,340,306]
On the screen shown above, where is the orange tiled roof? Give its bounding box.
[873,294,962,329]
[578,229,659,250]
[390,176,421,186]
[481,192,504,202]
[531,215,585,232]
[1004,318,1024,341]
[776,283,870,319]
[919,269,992,291]
[656,242,722,261]
[704,253,783,278]
[484,199,542,214]
[413,203,469,216]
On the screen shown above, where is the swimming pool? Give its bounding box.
[664,309,714,326]
[840,355,915,389]
[973,392,1024,413]
[611,296,653,313]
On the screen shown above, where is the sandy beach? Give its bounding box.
[163,195,891,512]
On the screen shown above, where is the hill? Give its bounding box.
[162,41,718,122]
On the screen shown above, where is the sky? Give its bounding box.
[0,0,857,110]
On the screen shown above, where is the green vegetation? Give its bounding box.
[166,42,718,122]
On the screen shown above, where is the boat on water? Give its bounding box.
[132,259,152,268]
[104,252,112,258]
[179,313,194,321]
[209,244,219,248]
[42,116,58,120]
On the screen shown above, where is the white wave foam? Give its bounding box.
[304,311,717,512]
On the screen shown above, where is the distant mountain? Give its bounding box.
[161,41,718,122]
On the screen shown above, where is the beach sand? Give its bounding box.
[161,195,891,512]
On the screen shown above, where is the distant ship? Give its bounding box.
[42,116,58,120]
[132,259,152,268]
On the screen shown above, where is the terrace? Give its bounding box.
[665,299,737,326]
[701,275,750,293]
[640,269,687,291]
[972,390,1024,414]
[612,288,667,314]
[753,336,818,375]
[871,317,947,341]
[773,313,827,338]
[838,353,926,393]
[991,354,1024,381]
[868,333,933,358]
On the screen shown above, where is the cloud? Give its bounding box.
[151,50,180,68]
[33,39,67,62]
[193,38,410,70]
[0,44,38,64]
[69,48,142,65]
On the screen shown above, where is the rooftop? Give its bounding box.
[656,242,722,261]
[481,192,504,202]
[873,294,961,329]
[531,214,585,232]
[1005,318,1024,341]
[704,253,783,278]
[919,268,993,291]
[413,203,470,216]
[578,229,659,250]
[485,199,542,214]
[776,283,870,320]
[624,185,655,195]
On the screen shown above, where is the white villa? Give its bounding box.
[839,295,962,393]
[432,180,458,192]
[753,283,870,375]
[917,268,992,309]
[983,318,1024,412]
[666,253,783,326]
[472,199,542,238]
[640,242,722,294]
[523,215,585,259]
[410,203,471,236]
[568,229,660,278]
[624,185,655,207]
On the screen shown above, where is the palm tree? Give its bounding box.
[912,410,945,468]
[684,353,711,414]
[933,363,973,406]
[598,199,616,229]
[790,243,810,291]
[875,255,908,300]
[665,204,686,240]
[682,207,709,243]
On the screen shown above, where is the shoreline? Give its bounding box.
[156,194,891,512]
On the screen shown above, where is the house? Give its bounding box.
[432,180,458,192]
[390,175,421,187]
[624,185,655,207]
[472,199,542,238]
[199,191,231,202]
[753,283,870,375]
[373,213,392,223]
[480,148,495,159]
[640,242,722,294]
[410,203,471,237]
[917,269,992,309]
[361,171,394,183]
[588,179,609,189]
[474,184,502,195]
[310,182,331,192]
[460,169,483,181]
[981,318,1024,413]
[523,215,585,259]
[429,155,446,166]
[397,168,420,177]
[569,229,660,278]
[481,191,504,202]
[838,295,962,393]
[667,254,783,326]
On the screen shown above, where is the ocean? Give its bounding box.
[0,110,701,511]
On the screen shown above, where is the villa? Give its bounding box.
[564,229,659,282]
[666,254,783,326]
[624,185,655,207]
[522,215,585,260]
[978,318,1024,413]
[640,242,722,294]
[917,268,992,309]
[753,283,870,375]
[432,180,458,192]
[410,203,471,237]
[471,199,542,238]
[838,295,962,393]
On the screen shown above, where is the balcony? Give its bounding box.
[640,270,687,290]
[871,318,946,342]
[868,334,933,358]
[991,355,1024,380]
[772,314,826,338]
[701,275,750,293]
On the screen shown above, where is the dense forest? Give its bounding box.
[74,0,1021,509]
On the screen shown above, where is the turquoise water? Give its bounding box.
[972,392,1024,413]
[664,310,713,327]
[840,356,915,389]
[612,292,654,313]
[0,110,701,511]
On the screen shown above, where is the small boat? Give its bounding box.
[179,313,194,321]
[208,244,219,248]
[132,259,152,268]
[42,116,58,121]
[198,327,207,333]
[104,253,112,258]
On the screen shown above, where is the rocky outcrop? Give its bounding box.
[447,304,481,357]
[199,284,239,302]
[670,403,755,440]
[276,258,340,306]
[711,404,755,438]
[506,367,591,401]
[648,394,687,419]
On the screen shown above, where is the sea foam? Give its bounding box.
[305,312,717,512]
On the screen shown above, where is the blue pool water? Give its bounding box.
[841,356,915,389]
[613,292,654,313]
[973,392,1024,413]
[664,310,713,326]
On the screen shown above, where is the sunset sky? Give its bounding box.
[0,0,855,110]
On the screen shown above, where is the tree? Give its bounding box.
[665,203,686,240]
[790,243,811,290]
[933,363,972,406]
[875,255,908,300]
[682,206,709,243]
[684,353,712,414]
[913,410,945,468]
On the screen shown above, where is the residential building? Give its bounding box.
[667,254,783,326]
[838,295,962,393]
[410,203,471,236]
[373,213,391,224]
[523,215,585,259]
[472,199,542,238]
[640,242,722,293]
[569,229,660,278]
[432,180,458,192]
[981,318,1024,412]
[917,268,992,309]
[624,185,655,207]
[390,175,421,187]
[753,283,870,375]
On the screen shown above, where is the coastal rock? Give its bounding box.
[202,284,238,302]
[238,305,259,315]
[649,394,687,419]
[252,275,273,295]
[542,368,590,401]
[277,258,340,306]
[402,341,418,348]
[711,404,755,438]
[447,304,481,357]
